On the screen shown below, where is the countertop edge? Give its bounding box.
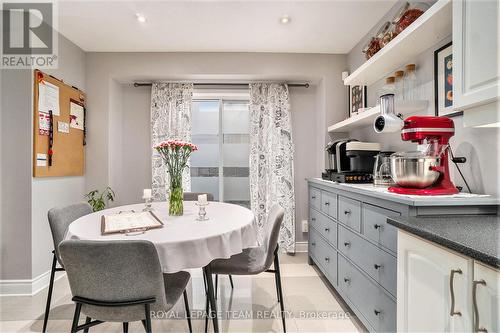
[387,218,500,269]
[307,178,500,207]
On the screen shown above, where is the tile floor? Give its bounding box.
[0,253,365,333]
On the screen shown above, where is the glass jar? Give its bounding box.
[380,22,397,48]
[394,1,431,36]
[394,70,404,100]
[403,64,417,100]
[362,37,380,60]
[380,76,396,97]
[362,22,391,60]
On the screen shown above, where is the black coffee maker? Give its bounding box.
[323,139,357,180]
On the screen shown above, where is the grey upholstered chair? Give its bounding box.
[183,192,234,293]
[59,240,192,333]
[43,202,93,333]
[206,205,286,332]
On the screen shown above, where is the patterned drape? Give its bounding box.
[249,83,296,253]
[151,83,193,201]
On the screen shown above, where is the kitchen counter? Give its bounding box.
[308,178,500,207]
[388,215,500,268]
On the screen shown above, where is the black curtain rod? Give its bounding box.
[133,82,310,88]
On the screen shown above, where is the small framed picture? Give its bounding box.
[434,42,461,117]
[349,85,367,117]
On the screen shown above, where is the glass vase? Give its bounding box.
[169,185,183,216]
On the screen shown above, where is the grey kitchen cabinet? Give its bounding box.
[307,178,498,332]
[453,0,500,111]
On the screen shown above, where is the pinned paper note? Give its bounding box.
[69,101,84,130]
[38,81,60,115]
[39,112,50,135]
[36,154,47,167]
[58,121,70,133]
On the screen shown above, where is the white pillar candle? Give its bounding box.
[198,194,208,205]
[143,189,152,198]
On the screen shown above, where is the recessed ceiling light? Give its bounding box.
[280,15,291,24]
[136,13,147,23]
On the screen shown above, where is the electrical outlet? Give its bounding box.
[301,219,309,233]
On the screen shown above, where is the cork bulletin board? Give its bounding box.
[33,69,86,177]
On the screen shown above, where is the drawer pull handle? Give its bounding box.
[374,264,382,270]
[374,309,381,316]
[473,279,487,332]
[325,202,330,206]
[344,277,350,283]
[324,228,330,232]
[324,257,330,262]
[311,218,316,221]
[311,242,316,246]
[344,210,351,215]
[312,196,316,199]
[450,269,463,317]
[374,224,381,229]
[344,242,350,247]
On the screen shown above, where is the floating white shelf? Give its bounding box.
[328,100,429,133]
[344,0,451,86]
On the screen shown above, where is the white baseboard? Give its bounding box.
[0,270,65,296]
[295,241,308,253]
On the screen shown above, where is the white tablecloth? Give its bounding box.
[65,201,258,273]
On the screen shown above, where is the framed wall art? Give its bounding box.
[434,42,461,117]
[349,85,367,117]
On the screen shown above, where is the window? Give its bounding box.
[190,92,250,208]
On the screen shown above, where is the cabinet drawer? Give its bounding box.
[320,191,337,219]
[362,204,400,254]
[338,255,396,333]
[310,209,337,248]
[338,225,397,296]
[309,228,321,261]
[309,187,321,210]
[309,229,337,283]
[338,196,361,232]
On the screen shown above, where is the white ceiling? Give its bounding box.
[58,0,397,53]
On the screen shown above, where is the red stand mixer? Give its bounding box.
[388,116,459,195]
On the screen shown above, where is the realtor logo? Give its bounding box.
[1,1,58,68]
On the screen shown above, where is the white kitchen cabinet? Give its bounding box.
[453,0,500,111]
[472,262,500,333]
[397,231,473,332]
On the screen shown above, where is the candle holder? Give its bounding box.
[195,202,209,221]
[142,196,153,212]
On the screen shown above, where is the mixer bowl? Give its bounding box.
[390,156,441,188]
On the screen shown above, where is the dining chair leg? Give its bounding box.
[203,272,209,333]
[214,274,218,299]
[83,317,91,333]
[71,303,82,333]
[183,290,193,333]
[274,270,281,303]
[123,322,129,333]
[274,249,286,333]
[203,266,219,333]
[229,275,234,289]
[42,253,58,333]
[144,304,152,333]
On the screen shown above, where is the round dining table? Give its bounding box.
[65,200,258,333]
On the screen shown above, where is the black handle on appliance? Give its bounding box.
[452,157,467,163]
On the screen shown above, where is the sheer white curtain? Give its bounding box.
[249,83,296,253]
[151,83,193,201]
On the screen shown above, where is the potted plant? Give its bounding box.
[85,187,115,212]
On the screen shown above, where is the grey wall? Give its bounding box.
[85,52,348,243]
[0,33,86,280]
[0,69,32,279]
[346,3,499,196]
